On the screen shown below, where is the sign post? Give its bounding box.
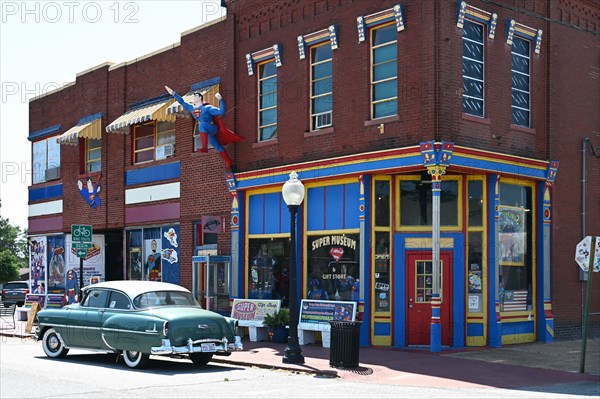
[575,235,600,373]
[72,224,93,301]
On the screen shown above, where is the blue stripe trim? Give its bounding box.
[237,155,423,189]
[374,322,391,336]
[237,152,546,191]
[125,162,180,186]
[29,184,63,202]
[191,77,220,91]
[78,112,102,125]
[467,323,484,337]
[28,124,61,141]
[452,155,546,179]
[502,321,535,335]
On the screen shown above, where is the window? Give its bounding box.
[371,23,397,119]
[32,136,60,184]
[498,182,533,312]
[373,178,391,313]
[398,177,460,227]
[511,37,531,127]
[258,60,277,141]
[82,289,109,308]
[85,139,101,173]
[133,121,176,164]
[310,44,333,130]
[307,234,360,303]
[247,238,289,304]
[108,291,131,309]
[462,20,485,117]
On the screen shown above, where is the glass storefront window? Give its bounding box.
[468,180,483,226]
[248,238,290,305]
[307,233,360,302]
[399,179,459,226]
[498,183,533,312]
[375,180,390,227]
[374,232,390,312]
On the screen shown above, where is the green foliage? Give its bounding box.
[0,200,28,281]
[0,250,20,283]
[262,308,289,329]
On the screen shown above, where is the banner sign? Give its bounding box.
[231,299,281,321]
[299,299,357,325]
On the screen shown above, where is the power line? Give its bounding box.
[480,0,600,35]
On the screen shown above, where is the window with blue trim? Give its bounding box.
[310,43,333,130]
[371,23,398,119]
[462,20,485,117]
[33,136,60,184]
[511,37,531,127]
[258,60,277,141]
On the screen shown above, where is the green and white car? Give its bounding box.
[35,280,242,368]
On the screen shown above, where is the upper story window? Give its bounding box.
[310,44,333,130]
[133,121,176,164]
[33,136,60,184]
[511,37,531,127]
[371,23,398,119]
[462,20,485,117]
[85,139,101,173]
[258,60,277,141]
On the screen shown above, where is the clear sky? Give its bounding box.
[0,0,225,231]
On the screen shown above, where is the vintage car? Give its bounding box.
[35,280,243,368]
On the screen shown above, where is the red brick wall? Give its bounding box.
[546,0,600,338]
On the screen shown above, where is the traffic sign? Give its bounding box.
[76,249,88,258]
[71,224,92,242]
[575,236,600,273]
[72,242,93,249]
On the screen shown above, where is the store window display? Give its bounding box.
[307,233,360,303]
[247,239,289,302]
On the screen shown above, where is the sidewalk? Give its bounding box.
[3,319,599,391]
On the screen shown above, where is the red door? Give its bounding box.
[407,251,452,345]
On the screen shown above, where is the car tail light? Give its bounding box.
[24,289,30,294]
[163,322,169,337]
[1,290,5,296]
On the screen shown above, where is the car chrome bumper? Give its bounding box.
[151,336,243,355]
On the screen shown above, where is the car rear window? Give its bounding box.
[133,291,198,309]
[3,282,28,290]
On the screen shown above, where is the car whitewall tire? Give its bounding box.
[122,350,150,368]
[42,328,69,359]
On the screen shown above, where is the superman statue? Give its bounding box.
[165,86,242,170]
[65,268,79,304]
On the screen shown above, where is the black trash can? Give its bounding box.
[328,320,362,369]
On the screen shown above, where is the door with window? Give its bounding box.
[406,251,452,345]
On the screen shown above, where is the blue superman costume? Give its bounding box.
[168,88,242,169]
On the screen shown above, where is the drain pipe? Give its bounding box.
[580,138,588,282]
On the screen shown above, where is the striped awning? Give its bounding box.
[106,98,175,134]
[166,84,219,118]
[57,114,102,145]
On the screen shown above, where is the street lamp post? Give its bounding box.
[282,171,305,364]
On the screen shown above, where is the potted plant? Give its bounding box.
[262,308,289,343]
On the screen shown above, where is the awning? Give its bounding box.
[166,84,219,118]
[106,97,175,134]
[57,114,102,145]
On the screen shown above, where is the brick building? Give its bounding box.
[27,0,599,348]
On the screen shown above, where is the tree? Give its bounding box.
[0,200,27,283]
[0,250,19,283]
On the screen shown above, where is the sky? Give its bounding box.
[0,0,225,231]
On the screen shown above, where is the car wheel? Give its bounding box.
[42,328,69,359]
[122,350,150,369]
[189,353,213,366]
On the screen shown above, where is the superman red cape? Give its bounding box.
[215,116,243,145]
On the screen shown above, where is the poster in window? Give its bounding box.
[499,206,526,266]
[130,248,142,280]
